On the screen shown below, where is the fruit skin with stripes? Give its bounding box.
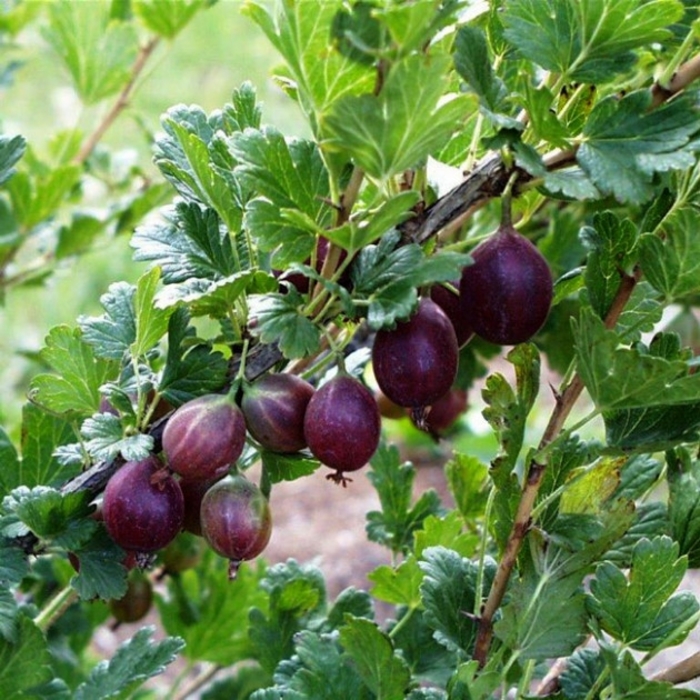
[200,475,272,580]
[242,373,315,453]
[303,374,381,485]
[162,393,246,481]
[372,298,459,409]
[459,224,553,346]
[103,455,184,554]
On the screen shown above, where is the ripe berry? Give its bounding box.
[413,387,468,437]
[180,475,223,536]
[430,281,474,347]
[372,298,459,408]
[241,373,315,453]
[303,374,381,484]
[103,456,184,553]
[200,475,272,579]
[459,224,553,345]
[109,572,153,624]
[162,393,246,481]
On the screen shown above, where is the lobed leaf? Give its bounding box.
[73,627,184,700]
[365,443,443,555]
[42,1,139,104]
[587,536,698,650]
[323,54,471,180]
[339,616,411,700]
[0,615,53,699]
[578,92,700,204]
[503,0,684,84]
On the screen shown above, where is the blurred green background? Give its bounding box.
[0,1,307,432]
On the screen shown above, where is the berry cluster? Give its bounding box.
[97,222,552,584]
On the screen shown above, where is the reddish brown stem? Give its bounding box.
[473,266,643,667]
[73,37,160,165]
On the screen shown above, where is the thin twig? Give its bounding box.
[73,37,160,165]
[652,651,700,685]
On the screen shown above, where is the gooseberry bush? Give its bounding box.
[3,0,700,698]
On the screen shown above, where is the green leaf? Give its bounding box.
[560,649,605,700]
[2,487,95,550]
[375,0,462,56]
[81,413,153,463]
[445,453,489,521]
[158,308,229,406]
[6,165,81,230]
[29,326,116,416]
[79,282,137,360]
[42,1,139,104]
[247,289,320,360]
[273,630,368,700]
[249,559,327,675]
[560,457,621,515]
[502,0,684,84]
[73,627,184,700]
[494,570,588,659]
[0,428,20,499]
[574,308,700,410]
[0,615,53,699]
[587,536,697,650]
[603,647,700,699]
[639,209,700,301]
[131,267,173,356]
[132,202,240,284]
[0,134,25,186]
[133,0,210,38]
[604,400,700,452]
[368,559,423,608]
[366,443,442,555]
[260,451,320,484]
[668,457,700,568]
[15,403,77,491]
[482,344,540,550]
[350,232,470,330]
[158,549,267,665]
[369,511,476,608]
[578,92,700,204]
[243,0,375,119]
[453,25,517,129]
[231,128,332,264]
[323,54,471,180]
[580,211,638,320]
[153,105,244,231]
[339,616,411,700]
[327,191,421,254]
[0,587,17,644]
[606,502,670,568]
[70,527,129,601]
[419,546,483,656]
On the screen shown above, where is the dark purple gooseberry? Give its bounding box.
[241,373,315,453]
[180,475,223,536]
[372,298,459,409]
[430,281,474,347]
[200,475,272,579]
[103,456,184,553]
[413,387,468,437]
[459,224,553,345]
[162,393,246,481]
[303,374,381,485]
